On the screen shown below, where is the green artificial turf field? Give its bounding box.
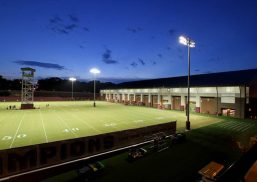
[0,101,229,150]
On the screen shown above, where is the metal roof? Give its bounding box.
[116,68,257,89]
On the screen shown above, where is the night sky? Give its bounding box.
[0,0,257,83]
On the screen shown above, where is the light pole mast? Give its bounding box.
[179,36,195,130]
[69,77,76,100]
[93,75,96,107]
[90,68,101,107]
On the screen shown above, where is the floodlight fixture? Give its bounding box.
[179,36,195,48]
[69,77,77,82]
[90,68,101,74]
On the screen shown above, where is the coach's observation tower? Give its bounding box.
[21,67,36,109]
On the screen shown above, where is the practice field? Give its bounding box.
[0,101,222,150]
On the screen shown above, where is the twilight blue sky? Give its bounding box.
[0,0,257,82]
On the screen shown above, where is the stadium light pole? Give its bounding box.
[179,35,195,130]
[69,77,76,100]
[90,68,101,107]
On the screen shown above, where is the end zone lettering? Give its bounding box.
[0,135,114,177]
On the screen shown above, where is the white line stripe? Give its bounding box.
[55,112,78,137]
[222,122,240,128]
[39,109,48,143]
[217,122,232,127]
[240,125,253,132]
[228,122,244,129]
[9,114,25,148]
[232,123,250,131]
[237,124,254,132]
[67,112,101,133]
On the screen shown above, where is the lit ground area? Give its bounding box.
[43,117,257,182]
[0,101,221,150]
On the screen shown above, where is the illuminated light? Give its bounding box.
[69,77,76,82]
[90,68,101,74]
[226,87,231,92]
[179,35,196,48]
[179,36,187,45]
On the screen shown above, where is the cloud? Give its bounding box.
[65,24,77,30]
[168,28,175,35]
[83,27,90,32]
[56,28,69,34]
[138,58,145,65]
[69,15,79,22]
[14,60,65,70]
[126,27,142,33]
[79,45,84,49]
[131,62,138,68]
[102,49,118,64]
[48,15,79,35]
[49,16,63,24]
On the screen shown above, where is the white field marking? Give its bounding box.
[220,122,239,128]
[227,122,244,129]
[55,115,78,138]
[63,129,70,133]
[39,109,48,143]
[17,134,26,139]
[156,117,164,120]
[217,122,233,127]
[231,123,251,130]
[2,136,12,141]
[63,128,79,133]
[218,122,236,128]
[132,120,144,123]
[240,125,254,133]
[234,124,252,132]
[237,124,254,132]
[9,114,25,148]
[65,111,101,133]
[104,123,117,127]
[231,124,246,131]
[71,127,79,132]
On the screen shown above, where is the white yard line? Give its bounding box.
[132,120,144,123]
[217,122,233,127]
[240,125,253,133]
[67,111,101,133]
[39,109,48,143]
[55,112,78,137]
[228,122,244,129]
[237,123,254,132]
[9,114,25,148]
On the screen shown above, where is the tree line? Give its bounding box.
[0,76,116,96]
